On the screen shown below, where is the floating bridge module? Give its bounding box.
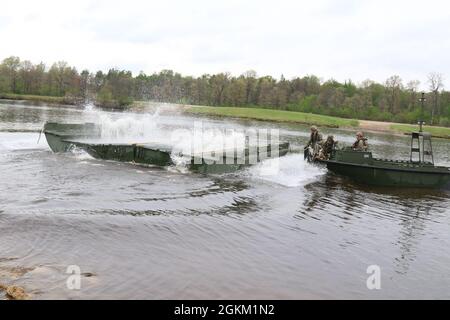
[43,122,290,173]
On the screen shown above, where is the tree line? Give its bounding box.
[0,56,449,126]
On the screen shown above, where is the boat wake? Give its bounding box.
[169,153,191,174]
[248,153,326,187]
[68,146,95,161]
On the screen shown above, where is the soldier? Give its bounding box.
[317,135,337,160]
[352,131,368,151]
[304,126,323,161]
[305,126,323,148]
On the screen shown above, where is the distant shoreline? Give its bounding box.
[0,93,80,106]
[2,95,450,139]
[184,105,450,139]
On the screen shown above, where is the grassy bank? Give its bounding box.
[3,95,449,138]
[186,105,450,139]
[0,93,131,108]
[390,124,450,139]
[0,93,79,105]
[186,106,359,128]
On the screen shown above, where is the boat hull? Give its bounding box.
[44,132,76,153]
[44,122,101,153]
[83,143,174,167]
[326,160,450,189]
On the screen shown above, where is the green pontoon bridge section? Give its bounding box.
[190,142,290,173]
[75,142,174,166]
[43,122,290,172]
[43,122,101,136]
[44,122,101,153]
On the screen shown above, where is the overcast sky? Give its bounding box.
[1,0,449,87]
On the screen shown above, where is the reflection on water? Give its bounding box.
[301,174,449,280]
[0,102,450,299]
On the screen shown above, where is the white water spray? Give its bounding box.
[249,153,326,187]
[84,103,96,112]
[98,111,163,142]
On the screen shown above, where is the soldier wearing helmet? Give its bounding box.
[305,126,323,149]
[317,135,337,160]
[304,126,323,161]
[352,131,368,151]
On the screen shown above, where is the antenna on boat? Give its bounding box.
[410,93,434,164]
[418,92,427,133]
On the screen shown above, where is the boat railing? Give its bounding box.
[373,157,434,167]
[410,131,434,164]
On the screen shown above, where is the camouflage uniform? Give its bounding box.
[304,126,323,161]
[317,136,336,160]
[352,138,368,151]
[306,130,323,149]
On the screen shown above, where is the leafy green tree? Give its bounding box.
[385,75,403,114]
[1,55,449,126]
[0,56,21,93]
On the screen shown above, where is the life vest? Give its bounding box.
[353,138,368,149]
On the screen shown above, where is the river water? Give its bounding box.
[1,101,450,299]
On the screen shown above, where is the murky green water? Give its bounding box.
[1,101,450,299]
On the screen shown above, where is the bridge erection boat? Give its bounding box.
[43,122,290,174]
[322,125,450,189]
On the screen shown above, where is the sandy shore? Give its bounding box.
[0,265,31,300]
[358,120,393,132]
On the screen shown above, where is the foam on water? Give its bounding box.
[249,153,326,187]
[168,153,191,174]
[69,146,95,161]
[0,132,48,151]
[84,103,97,112]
